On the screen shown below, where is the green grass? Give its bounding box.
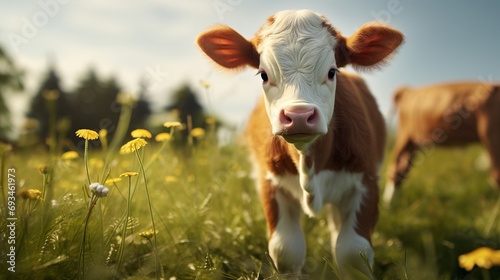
[1,129,500,279]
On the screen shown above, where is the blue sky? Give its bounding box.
[1,0,499,131]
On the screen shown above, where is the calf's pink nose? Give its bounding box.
[279,108,319,134]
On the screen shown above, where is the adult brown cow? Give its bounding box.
[383,82,500,204]
[197,10,403,277]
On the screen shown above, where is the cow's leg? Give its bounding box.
[477,113,500,188]
[383,135,418,205]
[261,178,306,274]
[327,176,378,277]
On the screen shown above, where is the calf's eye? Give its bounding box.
[260,71,269,83]
[328,68,336,80]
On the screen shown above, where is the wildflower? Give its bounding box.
[155,133,172,142]
[139,229,159,240]
[120,138,147,154]
[39,164,50,175]
[18,189,43,200]
[165,176,178,183]
[191,127,206,138]
[105,177,122,184]
[131,129,152,139]
[120,172,139,177]
[89,158,104,169]
[99,129,107,139]
[0,142,13,154]
[75,129,99,140]
[459,247,500,271]
[42,90,60,100]
[163,121,182,128]
[116,93,138,106]
[89,182,109,197]
[205,117,216,125]
[61,151,79,160]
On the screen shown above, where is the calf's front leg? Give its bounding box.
[261,179,306,274]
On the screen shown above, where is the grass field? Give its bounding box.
[1,124,499,280]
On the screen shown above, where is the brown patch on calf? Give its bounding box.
[261,179,279,236]
[356,175,380,241]
[310,72,386,174]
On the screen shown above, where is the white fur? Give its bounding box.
[255,10,374,276]
[268,189,306,274]
[257,10,338,149]
[382,180,396,205]
[266,167,371,274]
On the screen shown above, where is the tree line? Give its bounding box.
[0,44,214,148]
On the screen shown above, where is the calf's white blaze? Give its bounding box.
[257,10,337,149]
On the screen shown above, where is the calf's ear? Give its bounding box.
[336,23,403,69]
[197,25,260,70]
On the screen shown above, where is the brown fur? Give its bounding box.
[246,71,386,240]
[196,11,403,272]
[388,82,500,189]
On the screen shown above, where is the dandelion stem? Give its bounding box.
[0,151,7,214]
[79,195,98,280]
[135,149,160,279]
[116,176,133,275]
[485,193,500,237]
[84,139,91,185]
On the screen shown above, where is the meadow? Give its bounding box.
[1,117,500,279]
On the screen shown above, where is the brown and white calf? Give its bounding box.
[197,10,403,276]
[384,82,500,204]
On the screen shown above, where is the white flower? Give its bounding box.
[89,182,109,197]
[100,187,109,197]
[89,182,100,192]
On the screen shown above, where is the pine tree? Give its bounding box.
[70,68,121,144]
[0,45,24,140]
[26,66,72,144]
[130,78,152,130]
[165,83,208,145]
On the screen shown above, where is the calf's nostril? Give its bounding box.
[306,110,317,124]
[280,110,293,125]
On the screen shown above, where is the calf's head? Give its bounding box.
[197,10,403,150]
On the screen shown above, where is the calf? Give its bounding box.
[384,82,500,204]
[197,10,403,276]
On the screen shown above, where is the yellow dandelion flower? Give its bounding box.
[191,127,206,138]
[131,129,152,139]
[120,138,147,154]
[61,151,79,160]
[205,117,216,124]
[0,142,13,154]
[89,158,104,169]
[29,189,43,200]
[138,229,159,240]
[163,121,182,128]
[120,172,139,177]
[165,175,178,183]
[155,133,172,142]
[99,129,108,138]
[75,129,99,140]
[38,164,50,175]
[459,247,500,271]
[116,93,138,106]
[105,177,122,184]
[18,189,43,200]
[42,90,60,100]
